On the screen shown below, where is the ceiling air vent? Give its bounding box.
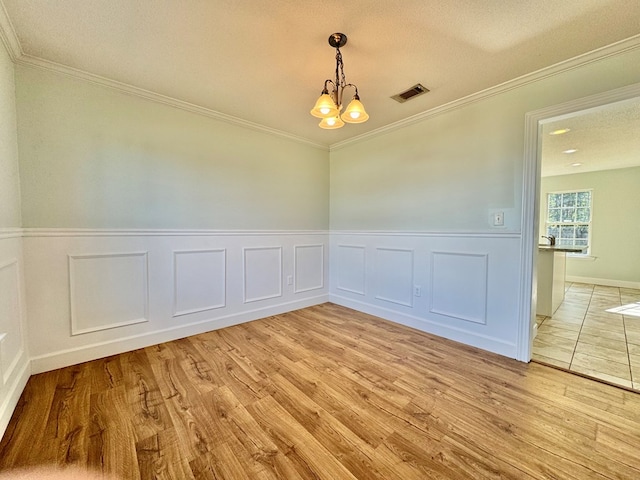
[391,83,429,103]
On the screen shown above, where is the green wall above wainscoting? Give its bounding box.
[15,66,329,230]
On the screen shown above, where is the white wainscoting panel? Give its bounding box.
[21,231,328,374]
[375,248,414,307]
[243,246,283,303]
[0,259,23,384]
[336,245,366,295]
[294,244,324,293]
[430,251,488,324]
[0,235,30,441]
[69,252,149,335]
[330,233,520,358]
[173,249,226,317]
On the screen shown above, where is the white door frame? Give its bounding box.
[516,82,640,362]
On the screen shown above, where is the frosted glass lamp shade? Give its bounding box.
[310,93,339,118]
[341,97,369,123]
[318,115,345,129]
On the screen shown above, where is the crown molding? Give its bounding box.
[14,54,328,151]
[0,2,328,150]
[330,34,640,151]
[0,1,21,60]
[20,228,330,237]
[2,2,638,153]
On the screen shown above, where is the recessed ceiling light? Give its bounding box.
[562,149,578,154]
[550,128,571,135]
[571,162,582,167]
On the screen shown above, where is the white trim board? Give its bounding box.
[519,82,640,362]
[21,228,330,237]
[330,293,517,359]
[0,3,638,152]
[0,357,29,438]
[30,294,328,374]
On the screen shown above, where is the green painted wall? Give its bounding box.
[330,48,640,232]
[540,167,640,284]
[0,43,21,228]
[16,66,329,230]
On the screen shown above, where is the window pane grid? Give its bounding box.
[545,190,592,254]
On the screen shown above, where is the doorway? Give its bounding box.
[518,82,640,391]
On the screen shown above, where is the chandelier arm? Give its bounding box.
[312,33,368,128]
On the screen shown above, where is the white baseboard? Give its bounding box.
[30,295,328,374]
[0,355,30,439]
[566,276,640,290]
[329,294,517,359]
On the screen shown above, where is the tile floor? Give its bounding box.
[532,282,640,390]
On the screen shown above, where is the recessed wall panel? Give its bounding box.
[430,251,488,324]
[375,248,414,307]
[337,245,366,295]
[173,249,226,317]
[69,252,149,335]
[0,260,22,382]
[243,247,282,303]
[294,244,324,293]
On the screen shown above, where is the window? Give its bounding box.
[545,190,592,254]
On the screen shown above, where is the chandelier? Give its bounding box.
[310,33,369,129]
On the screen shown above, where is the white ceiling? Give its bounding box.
[2,0,640,147]
[541,97,640,177]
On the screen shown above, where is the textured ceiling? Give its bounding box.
[2,0,640,148]
[541,97,640,177]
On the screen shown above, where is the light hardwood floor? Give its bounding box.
[533,283,640,390]
[1,303,640,479]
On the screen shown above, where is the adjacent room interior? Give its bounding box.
[532,98,640,389]
[0,2,639,478]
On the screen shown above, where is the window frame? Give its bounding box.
[544,189,593,256]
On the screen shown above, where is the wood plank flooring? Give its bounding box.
[1,303,640,479]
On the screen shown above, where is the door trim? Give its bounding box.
[517,82,640,361]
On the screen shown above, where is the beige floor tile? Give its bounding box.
[570,366,633,389]
[582,318,625,332]
[532,343,574,363]
[567,282,594,292]
[570,352,631,380]
[538,324,580,340]
[533,282,640,393]
[577,332,628,352]
[587,305,623,315]
[624,318,640,332]
[574,342,629,364]
[554,302,588,311]
[626,330,640,346]
[535,332,578,351]
[627,343,640,356]
[620,296,640,305]
[543,319,583,332]
[592,285,621,296]
[583,313,624,324]
[532,354,570,369]
[580,325,627,342]
[630,357,640,383]
[549,313,584,325]
[585,309,623,319]
[620,287,640,295]
[561,297,590,307]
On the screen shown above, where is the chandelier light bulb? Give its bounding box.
[310,91,339,118]
[311,33,368,129]
[341,96,369,124]
[319,115,345,129]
